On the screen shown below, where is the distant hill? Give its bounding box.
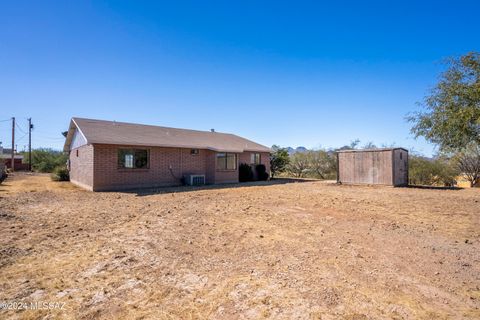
[286,146,308,155]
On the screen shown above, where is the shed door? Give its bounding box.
[395,150,408,185]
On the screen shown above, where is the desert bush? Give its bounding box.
[255,164,269,181]
[287,152,310,177]
[239,163,253,182]
[409,155,458,186]
[50,166,70,181]
[286,150,337,179]
[270,145,290,178]
[25,148,68,173]
[454,142,480,187]
[307,150,337,179]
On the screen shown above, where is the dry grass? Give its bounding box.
[0,173,479,319]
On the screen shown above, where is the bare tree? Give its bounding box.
[362,141,377,149]
[455,142,480,187]
[288,152,310,177]
[307,150,335,179]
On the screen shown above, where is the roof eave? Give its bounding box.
[63,118,88,152]
[336,147,408,153]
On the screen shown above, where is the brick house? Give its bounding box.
[63,118,271,191]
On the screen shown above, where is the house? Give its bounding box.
[0,146,27,171]
[337,148,409,186]
[63,118,271,191]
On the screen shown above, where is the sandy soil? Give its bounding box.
[0,173,479,319]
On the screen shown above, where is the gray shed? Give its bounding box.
[337,148,408,186]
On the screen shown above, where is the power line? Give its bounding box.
[16,132,28,143]
[15,122,27,135]
[34,134,65,140]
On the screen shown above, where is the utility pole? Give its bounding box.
[28,118,32,171]
[11,117,15,171]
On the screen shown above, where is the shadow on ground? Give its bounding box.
[120,178,315,196]
[406,184,463,191]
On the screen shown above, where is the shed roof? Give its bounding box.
[336,147,408,153]
[64,117,271,153]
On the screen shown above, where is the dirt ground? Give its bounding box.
[0,173,479,319]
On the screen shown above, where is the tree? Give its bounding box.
[408,154,459,186]
[270,145,290,178]
[23,148,68,173]
[408,52,480,151]
[307,150,336,179]
[337,139,361,151]
[454,142,480,187]
[362,141,377,149]
[287,152,310,178]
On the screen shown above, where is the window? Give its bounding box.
[118,149,149,169]
[76,149,79,157]
[216,153,237,170]
[190,149,199,155]
[250,153,261,165]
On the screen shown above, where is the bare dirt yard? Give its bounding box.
[0,173,479,319]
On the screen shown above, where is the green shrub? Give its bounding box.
[270,146,290,178]
[23,148,68,173]
[408,155,459,186]
[255,164,269,181]
[239,163,253,182]
[50,166,70,181]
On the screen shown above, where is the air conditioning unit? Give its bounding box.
[185,174,205,186]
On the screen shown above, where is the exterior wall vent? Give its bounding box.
[185,174,206,186]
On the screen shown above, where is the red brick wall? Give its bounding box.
[261,152,271,177]
[238,151,271,180]
[93,144,212,191]
[213,168,239,184]
[4,158,29,171]
[70,144,270,191]
[205,150,217,184]
[69,144,94,190]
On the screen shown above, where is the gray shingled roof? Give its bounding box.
[64,117,271,153]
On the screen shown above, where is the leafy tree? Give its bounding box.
[454,142,480,187]
[270,145,290,178]
[408,52,480,151]
[24,148,68,173]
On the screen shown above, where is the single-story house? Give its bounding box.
[63,118,271,191]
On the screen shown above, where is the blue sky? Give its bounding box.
[1,1,479,155]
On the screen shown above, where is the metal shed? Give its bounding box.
[337,148,408,186]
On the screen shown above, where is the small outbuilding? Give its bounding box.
[337,148,408,187]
